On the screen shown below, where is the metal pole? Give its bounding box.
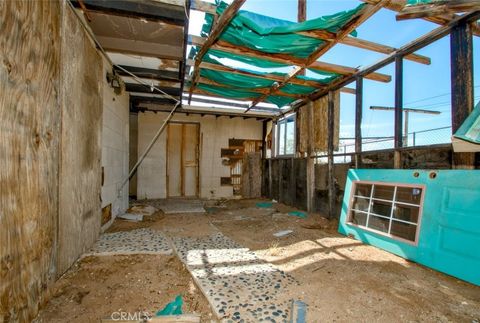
[118,102,181,195]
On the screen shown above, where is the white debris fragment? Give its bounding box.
[273,230,293,237]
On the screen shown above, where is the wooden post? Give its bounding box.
[355,76,363,168]
[306,101,315,212]
[327,91,335,218]
[451,21,475,169]
[394,55,403,169]
[298,0,306,22]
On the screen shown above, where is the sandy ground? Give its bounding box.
[37,198,480,323]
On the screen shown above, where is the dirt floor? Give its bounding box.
[37,198,480,323]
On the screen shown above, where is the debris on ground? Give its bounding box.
[117,213,143,222]
[156,295,183,316]
[288,211,307,218]
[256,202,273,208]
[273,230,294,237]
[128,205,158,216]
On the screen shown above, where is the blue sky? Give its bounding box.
[190,0,480,148]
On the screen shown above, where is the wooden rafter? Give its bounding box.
[247,0,389,110]
[188,35,392,83]
[190,0,430,64]
[362,0,480,35]
[188,0,246,104]
[397,0,480,21]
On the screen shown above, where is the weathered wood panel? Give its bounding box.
[57,4,103,275]
[0,1,61,322]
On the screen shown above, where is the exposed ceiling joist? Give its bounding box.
[396,0,480,21]
[362,0,480,35]
[98,36,183,60]
[125,83,181,96]
[188,0,247,103]
[114,65,180,81]
[70,0,186,25]
[188,35,392,83]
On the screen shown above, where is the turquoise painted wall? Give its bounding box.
[338,169,480,286]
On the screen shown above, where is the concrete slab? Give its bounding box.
[85,228,172,256]
[171,232,298,322]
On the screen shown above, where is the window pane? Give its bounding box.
[350,211,367,226]
[394,204,420,223]
[278,122,285,155]
[355,183,372,197]
[370,200,392,217]
[373,185,394,200]
[391,221,417,241]
[396,187,422,205]
[368,215,389,233]
[285,118,295,155]
[352,197,369,212]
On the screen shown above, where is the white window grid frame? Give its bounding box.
[346,180,426,246]
[275,114,296,157]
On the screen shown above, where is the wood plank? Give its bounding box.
[189,35,392,83]
[397,1,480,21]
[188,0,246,103]
[114,65,180,81]
[248,1,388,110]
[362,0,480,35]
[327,91,335,218]
[355,76,363,168]
[70,0,186,25]
[97,36,183,60]
[125,83,181,96]
[394,56,404,155]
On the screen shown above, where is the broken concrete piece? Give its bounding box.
[273,230,293,238]
[117,213,143,222]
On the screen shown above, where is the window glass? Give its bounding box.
[285,118,295,155]
[278,122,285,155]
[276,115,295,156]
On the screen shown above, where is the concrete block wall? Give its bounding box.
[137,112,263,199]
[100,58,130,224]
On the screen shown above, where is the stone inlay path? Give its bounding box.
[172,232,298,322]
[86,228,172,256]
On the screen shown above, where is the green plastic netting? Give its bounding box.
[190,1,365,107]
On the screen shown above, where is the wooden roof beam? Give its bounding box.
[188,0,246,104]
[396,1,480,21]
[70,0,186,26]
[361,0,480,35]
[247,1,389,110]
[188,35,392,83]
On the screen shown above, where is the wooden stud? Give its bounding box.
[327,91,336,218]
[397,1,480,21]
[355,76,363,168]
[451,21,475,169]
[394,55,403,169]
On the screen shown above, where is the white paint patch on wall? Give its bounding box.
[137,112,263,199]
[101,57,130,222]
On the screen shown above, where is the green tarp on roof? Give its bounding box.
[202,1,365,58]
[190,1,363,107]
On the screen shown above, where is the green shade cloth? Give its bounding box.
[453,101,480,144]
[202,1,365,58]
[189,1,360,107]
[156,295,183,316]
[406,0,436,5]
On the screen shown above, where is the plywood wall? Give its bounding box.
[0,1,62,321]
[0,1,125,321]
[56,5,103,275]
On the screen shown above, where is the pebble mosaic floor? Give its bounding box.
[85,228,172,256]
[171,232,298,322]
